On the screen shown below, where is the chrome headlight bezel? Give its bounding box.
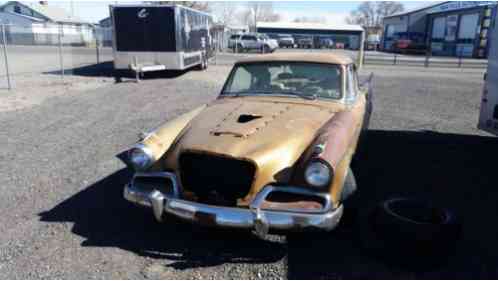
[304,159,333,189]
[128,144,155,171]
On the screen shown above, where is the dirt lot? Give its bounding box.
[1,54,497,279]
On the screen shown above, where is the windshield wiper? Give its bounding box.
[223,90,318,100]
[273,91,318,100]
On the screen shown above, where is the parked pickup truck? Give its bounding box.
[297,37,313,49]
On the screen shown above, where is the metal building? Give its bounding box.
[382,1,497,58]
[256,21,364,50]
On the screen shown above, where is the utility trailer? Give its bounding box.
[110,4,213,81]
[478,8,498,135]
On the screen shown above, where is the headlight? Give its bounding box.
[128,145,154,171]
[305,160,333,189]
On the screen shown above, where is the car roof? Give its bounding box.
[236,52,354,66]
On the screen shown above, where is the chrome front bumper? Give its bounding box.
[123,172,343,237]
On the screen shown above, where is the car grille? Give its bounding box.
[179,152,256,206]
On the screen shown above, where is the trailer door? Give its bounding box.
[113,6,176,52]
[478,13,498,135]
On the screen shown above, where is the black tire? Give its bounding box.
[113,70,125,83]
[262,45,270,53]
[236,44,243,53]
[358,197,461,268]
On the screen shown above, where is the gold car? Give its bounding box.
[122,52,373,238]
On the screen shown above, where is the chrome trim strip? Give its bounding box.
[250,185,332,214]
[123,172,343,235]
[132,171,180,198]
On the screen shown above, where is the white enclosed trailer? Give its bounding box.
[110,4,213,81]
[478,9,498,135]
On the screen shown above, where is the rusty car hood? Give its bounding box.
[165,96,345,203]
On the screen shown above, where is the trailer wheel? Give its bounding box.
[202,55,208,70]
[113,70,123,83]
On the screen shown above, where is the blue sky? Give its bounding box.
[1,1,431,24]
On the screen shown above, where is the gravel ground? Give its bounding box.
[1,55,497,279]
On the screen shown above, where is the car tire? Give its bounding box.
[358,197,461,268]
[236,44,243,53]
[263,45,270,53]
[195,55,207,71]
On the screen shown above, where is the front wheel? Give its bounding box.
[262,45,270,53]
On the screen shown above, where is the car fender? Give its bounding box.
[137,105,207,162]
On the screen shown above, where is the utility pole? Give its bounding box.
[70,0,74,18]
[1,24,11,90]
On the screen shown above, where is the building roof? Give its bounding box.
[0,1,89,24]
[236,52,354,66]
[256,21,364,32]
[0,10,45,23]
[384,1,496,19]
[384,1,447,19]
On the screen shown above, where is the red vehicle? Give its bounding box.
[392,32,427,54]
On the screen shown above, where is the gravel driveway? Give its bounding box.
[1,57,497,279]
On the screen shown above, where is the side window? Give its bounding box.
[241,35,250,41]
[226,67,251,92]
[345,65,357,103]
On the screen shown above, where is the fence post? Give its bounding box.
[458,51,462,68]
[393,54,397,65]
[95,27,100,65]
[1,24,11,90]
[58,24,64,81]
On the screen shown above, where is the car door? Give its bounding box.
[478,17,498,135]
[250,35,260,49]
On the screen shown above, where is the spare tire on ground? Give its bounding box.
[358,197,461,268]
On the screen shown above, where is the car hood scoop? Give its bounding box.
[210,102,290,138]
[237,114,262,123]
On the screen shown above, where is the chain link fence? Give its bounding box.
[210,35,488,69]
[0,23,113,90]
[0,23,488,90]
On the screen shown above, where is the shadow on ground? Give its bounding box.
[287,130,498,279]
[39,168,286,270]
[43,61,189,80]
[40,130,498,278]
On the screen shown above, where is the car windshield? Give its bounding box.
[222,62,343,100]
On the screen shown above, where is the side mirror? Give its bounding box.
[359,72,374,88]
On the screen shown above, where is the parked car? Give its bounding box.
[318,38,334,49]
[228,34,242,50]
[260,34,279,50]
[122,52,373,238]
[297,37,313,49]
[392,32,427,54]
[231,33,278,53]
[278,35,295,48]
[366,34,381,50]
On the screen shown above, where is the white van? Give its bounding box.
[478,15,498,135]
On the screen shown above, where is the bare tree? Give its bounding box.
[144,1,210,12]
[245,2,280,31]
[211,2,238,26]
[346,1,404,28]
[293,16,326,24]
